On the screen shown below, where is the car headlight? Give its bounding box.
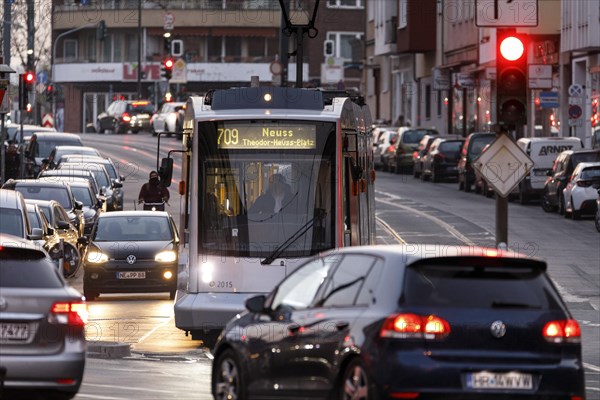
[155,250,177,263]
[86,250,109,264]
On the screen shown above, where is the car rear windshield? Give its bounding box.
[439,141,464,155]
[0,208,25,238]
[572,152,600,165]
[37,139,82,158]
[403,264,563,310]
[468,136,495,157]
[580,166,600,180]
[0,258,63,288]
[127,103,154,114]
[403,129,438,144]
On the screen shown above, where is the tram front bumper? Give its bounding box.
[174,291,262,332]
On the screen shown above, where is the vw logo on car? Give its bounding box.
[490,320,507,338]
[126,255,137,265]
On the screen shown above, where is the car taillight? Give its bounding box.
[412,151,419,158]
[576,180,592,187]
[388,145,396,154]
[122,112,131,122]
[380,313,450,340]
[49,301,88,326]
[543,319,581,343]
[434,153,445,161]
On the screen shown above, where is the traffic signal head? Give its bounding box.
[19,72,36,110]
[24,71,35,86]
[163,34,172,55]
[496,31,527,127]
[161,58,174,80]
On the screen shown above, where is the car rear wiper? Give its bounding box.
[491,301,541,309]
[261,209,327,265]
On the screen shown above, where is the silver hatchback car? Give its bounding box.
[0,234,87,399]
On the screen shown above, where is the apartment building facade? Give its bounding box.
[365,0,596,144]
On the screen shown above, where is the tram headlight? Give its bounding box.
[155,250,177,263]
[200,262,214,283]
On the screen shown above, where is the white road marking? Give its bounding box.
[586,387,600,392]
[585,363,600,372]
[376,216,406,244]
[77,394,129,400]
[136,316,174,344]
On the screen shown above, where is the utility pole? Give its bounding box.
[27,0,36,124]
[137,0,142,99]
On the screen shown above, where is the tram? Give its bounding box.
[162,84,376,346]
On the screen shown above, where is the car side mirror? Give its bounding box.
[546,170,552,177]
[245,294,267,313]
[96,199,104,208]
[77,236,89,246]
[74,200,84,211]
[112,181,123,189]
[120,175,126,182]
[57,221,70,230]
[46,227,55,236]
[28,228,43,241]
[100,186,106,195]
[159,157,173,187]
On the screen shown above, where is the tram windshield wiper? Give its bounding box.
[261,209,327,265]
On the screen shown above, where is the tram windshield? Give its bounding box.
[198,120,337,258]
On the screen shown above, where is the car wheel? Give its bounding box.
[62,243,81,279]
[571,198,581,220]
[464,179,472,192]
[338,358,373,400]
[595,210,600,232]
[83,286,98,301]
[113,121,121,134]
[382,160,388,172]
[169,290,176,300]
[213,349,246,400]
[458,174,464,191]
[413,164,420,178]
[484,182,494,198]
[395,161,401,175]
[519,186,529,205]
[541,191,556,212]
[46,390,77,400]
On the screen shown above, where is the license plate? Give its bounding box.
[0,323,30,341]
[534,169,548,176]
[117,271,146,279]
[466,371,533,390]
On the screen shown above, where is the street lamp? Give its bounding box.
[278,0,320,88]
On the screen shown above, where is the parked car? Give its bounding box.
[0,234,87,400]
[25,199,84,278]
[591,127,599,149]
[2,179,85,237]
[96,99,155,134]
[373,128,398,171]
[411,134,438,178]
[0,188,43,241]
[541,149,600,213]
[26,201,67,266]
[211,245,584,400]
[81,211,180,301]
[38,168,105,212]
[420,136,464,182]
[58,155,125,211]
[457,132,496,192]
[516,137,584,204]
[58,162,120,211]
[37,177,103,235]
[393,127,439,174]
[6,123,56,145]
[473,143,496,197]
[24,132,83,177]
[562,161,600,219]
[151,101,185,137]
[47,145,103,169]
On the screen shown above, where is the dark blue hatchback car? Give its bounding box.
[211,245,584,400]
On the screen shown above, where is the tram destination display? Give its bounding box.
[216,123,317,149]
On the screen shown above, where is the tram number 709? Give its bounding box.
[217,128,239,146]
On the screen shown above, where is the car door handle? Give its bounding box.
[335,321,349,330]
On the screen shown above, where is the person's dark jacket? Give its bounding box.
[138,180,170,203]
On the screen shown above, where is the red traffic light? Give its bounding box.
[25,71,35,83]
[164,59,174,69]
[499,36,525,61]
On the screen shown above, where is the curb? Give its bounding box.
[87,341,131,359]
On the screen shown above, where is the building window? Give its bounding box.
[64,39,78,61]
[326,0,364,9]
[425,84,431,120]
[225,37,242,62]
[326,31,363,62]
[113,34,122,62]
[207,37,222,62]
[101,35,112,62]
[125,33,138,62]
[86,34,96,61]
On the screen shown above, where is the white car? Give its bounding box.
[563,161,600,220]
[151,102,185,137]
